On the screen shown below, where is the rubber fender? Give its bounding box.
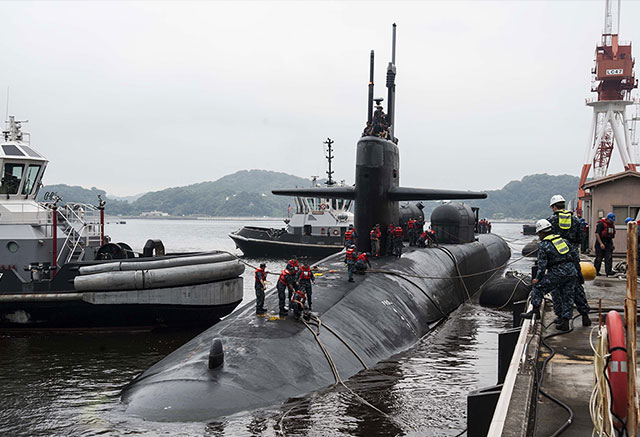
[522,239,539,258]
[208,338,224,370]
[479,276,531,308]
[143,239,165,257]
[580,261,597,281]
[605,310,628,430]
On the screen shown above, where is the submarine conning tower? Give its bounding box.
[273,24,487,252]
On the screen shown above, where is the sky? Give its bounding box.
[1,0,639,197]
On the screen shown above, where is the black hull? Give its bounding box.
[229,226,344,258]
[0,300,240,331]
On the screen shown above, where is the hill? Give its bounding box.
[420,173,580,220]
[40,172,580,219]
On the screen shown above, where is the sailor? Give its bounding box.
[355,252,372,274]
[416,217,425,235]
[407,218,416,246]
[417,231,427,248]
[372,104,388,138]
[344,224,357,247]
[386,223,395,255]
[298,263,316,310]
[594,212,616,276]
[254,263,268,315]
[287,258,300,279]
[345,245,357,282]
[521,219,579,331]
[276,268,296,316]
[547,195,590,326]
[369,226,380,257]
[290,288,308,321]
[393,225,404,258]
[579,218,589,253]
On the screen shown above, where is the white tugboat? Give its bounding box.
[0,116,244,330]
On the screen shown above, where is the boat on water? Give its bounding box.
[229,138,425,258]
[0,117,244,330]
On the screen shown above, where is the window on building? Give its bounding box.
[612,205,640,228]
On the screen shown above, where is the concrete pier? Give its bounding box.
[487,274,640,436]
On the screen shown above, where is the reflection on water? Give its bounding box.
[0,220,533,436]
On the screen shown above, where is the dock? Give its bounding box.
[478,261,640,436]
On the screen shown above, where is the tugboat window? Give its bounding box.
[22,165,41,195]
[1,145,25,156]
[0,163,25,195]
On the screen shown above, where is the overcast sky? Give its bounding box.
[1,1,639,196]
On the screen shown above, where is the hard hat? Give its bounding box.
[626,217,634,224]
[535,219,552,234]
[607,212,616,222]
[549,194,565,207]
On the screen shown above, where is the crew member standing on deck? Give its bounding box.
[386,223,395,255]
[345,245,357,282]
[276,268,296,316]
[393,225,404,258]
[344,224,356,247]
[521,219,579,331]
[594,212,616,276]
[370,226,380,257]
[298,264,315,310]
[547,195,591,326]
[254,263,268,315]
[407,218,416,246]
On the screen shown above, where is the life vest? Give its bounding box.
[543,234,569,255]
[420,231,427,239]
[345,248,356,261]
[598,218,616,240]
[292,289,306,304]
[370,229,378,239]
[375,228,381,238]
[557,210,572,230]
[408,220,415,229]
[278,269,291,284]
[388,224,395,234]
[357,252,368,262]
[395,226,403,237]
[299,266,313,281]
[255,268,266,282]
[345,229,354,240]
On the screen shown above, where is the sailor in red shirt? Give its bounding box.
[355,252,372,274]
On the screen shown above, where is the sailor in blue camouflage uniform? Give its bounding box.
[546,195,591,327]
[521,219,579,331]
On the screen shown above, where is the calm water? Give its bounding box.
[0,220,534,436]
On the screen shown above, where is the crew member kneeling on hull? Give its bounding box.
[521,219,580,331]
[291,288,310,321]
[255,263,268,315]
[355,252,371,274]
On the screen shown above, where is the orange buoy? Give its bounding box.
[605,310,628,429]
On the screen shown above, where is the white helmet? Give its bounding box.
[549,194,565,207]
[536,219,552,234]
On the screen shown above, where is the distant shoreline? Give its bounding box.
[106,215,284,222]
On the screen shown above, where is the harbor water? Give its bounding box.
[0,220,533,436]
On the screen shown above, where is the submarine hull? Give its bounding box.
[121,234,510,421]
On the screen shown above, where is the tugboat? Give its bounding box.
[228,138,424,258]
[0,117,244,330]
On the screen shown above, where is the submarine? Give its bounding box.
[120,25,511,422]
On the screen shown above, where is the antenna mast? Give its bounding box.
[386,24,397,141]
[367,50,375,124]
[324,138,336,186]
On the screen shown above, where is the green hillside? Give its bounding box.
[40,171,580,219]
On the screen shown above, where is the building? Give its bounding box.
[580,169,640,254]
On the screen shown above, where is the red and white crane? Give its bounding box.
[577,0,638,216]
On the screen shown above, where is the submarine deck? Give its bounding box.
[493,273,640,436]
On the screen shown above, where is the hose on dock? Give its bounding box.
[589,324,618,437]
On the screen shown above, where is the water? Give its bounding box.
[0,220,534,436]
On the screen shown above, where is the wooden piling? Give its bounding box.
[625,220,638,436]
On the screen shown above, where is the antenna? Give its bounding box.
[386,24,397,141]
[367,50,375,124]
[324,138,335,186]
